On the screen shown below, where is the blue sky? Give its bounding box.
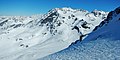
[0,0,120,16]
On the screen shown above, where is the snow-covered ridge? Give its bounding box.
[93,7,120,31]
[0,7,108,60]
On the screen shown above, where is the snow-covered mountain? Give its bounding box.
[40,7,120,60]
[0,7,108,60]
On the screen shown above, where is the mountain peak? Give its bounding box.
[48,7,89,14]
[91,9,108,17]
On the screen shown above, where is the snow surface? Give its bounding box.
[39,7,120,60]
[0,7,108,60]
[40,39,120,60]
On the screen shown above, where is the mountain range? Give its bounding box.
[1,7,120,60]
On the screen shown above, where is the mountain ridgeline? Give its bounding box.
[0,7,108,60]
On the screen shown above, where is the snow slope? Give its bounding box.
[0,7,108,60]
[40,7,120,60]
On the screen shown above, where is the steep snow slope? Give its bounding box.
[40,7,120,60]
[0,7,108,60]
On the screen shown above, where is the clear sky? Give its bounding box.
[0,0,120,16]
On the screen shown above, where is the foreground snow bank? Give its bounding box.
[40,38,120,60]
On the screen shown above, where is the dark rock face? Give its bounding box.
[0,20,8,26]
[106,11,114,22]
[93,26,98,31]
[10,24,15,27]
[81,21,90,29]
[91,10,102,17]
[115,7,120,14]
[41,12,59,24]
[72,26,80,33]
[14,24,22,28]
[71,14,75,17]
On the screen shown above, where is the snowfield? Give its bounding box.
[40,39,120,60]
[0,7,110,60]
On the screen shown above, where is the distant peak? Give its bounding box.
[49,7,75,12]
[92,9,108,14]
[48,7,89,15]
